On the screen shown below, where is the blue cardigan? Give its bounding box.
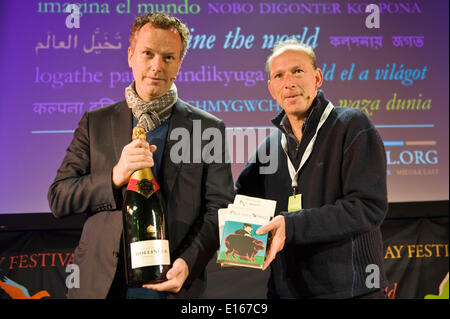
[236,90,389,298]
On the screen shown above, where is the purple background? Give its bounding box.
[0,0,448,213]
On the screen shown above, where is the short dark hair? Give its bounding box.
[129,12,190,59]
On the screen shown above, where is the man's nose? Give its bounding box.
[283,73,296,88]
[150,55,164,73]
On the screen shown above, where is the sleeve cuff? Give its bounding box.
[91,170,118,212]
[280,211,296,244]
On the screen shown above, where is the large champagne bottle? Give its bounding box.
[122,126,170,287]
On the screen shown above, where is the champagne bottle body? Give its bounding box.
[122,168,170,287]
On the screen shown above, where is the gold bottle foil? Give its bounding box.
[126,126,158,199]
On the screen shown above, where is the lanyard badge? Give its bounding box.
[281,102,334,213]
[288,194,302,212]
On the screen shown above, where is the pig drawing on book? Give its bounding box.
[224,225,265,263]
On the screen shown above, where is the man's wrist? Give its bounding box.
[112,165,125,189]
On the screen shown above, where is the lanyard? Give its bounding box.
[281,102,334,195]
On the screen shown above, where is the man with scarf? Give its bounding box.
[236,39,389,298]
[48,13,235,299]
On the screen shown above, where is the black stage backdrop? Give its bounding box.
[0,201,448,299]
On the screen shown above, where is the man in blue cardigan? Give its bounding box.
[236,39,388,298]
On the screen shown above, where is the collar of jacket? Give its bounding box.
[111,98,190,159]
[271,89,330,137]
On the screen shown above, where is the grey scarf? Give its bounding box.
[125,81,177,132]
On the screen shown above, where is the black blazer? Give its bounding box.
[48,99,235,298]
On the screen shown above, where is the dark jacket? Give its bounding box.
[48,99,235,298]
[236,90,388,298]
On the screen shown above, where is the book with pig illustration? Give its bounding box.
[217,220,267,269]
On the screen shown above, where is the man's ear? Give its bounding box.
[127,46,133,68]
[267,80,276,100]
[314,68,323,90]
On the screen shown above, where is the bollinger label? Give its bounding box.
[127,177,160,198]
[130,240,170,269]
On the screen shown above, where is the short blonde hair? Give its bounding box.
[129,12,190,59]
[265,39,317,79]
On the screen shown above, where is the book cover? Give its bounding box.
[217,220,267,269]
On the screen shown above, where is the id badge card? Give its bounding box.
[288,194,302,212]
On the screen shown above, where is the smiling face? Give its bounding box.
[128,23,183,101]
[267,49,323,120]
